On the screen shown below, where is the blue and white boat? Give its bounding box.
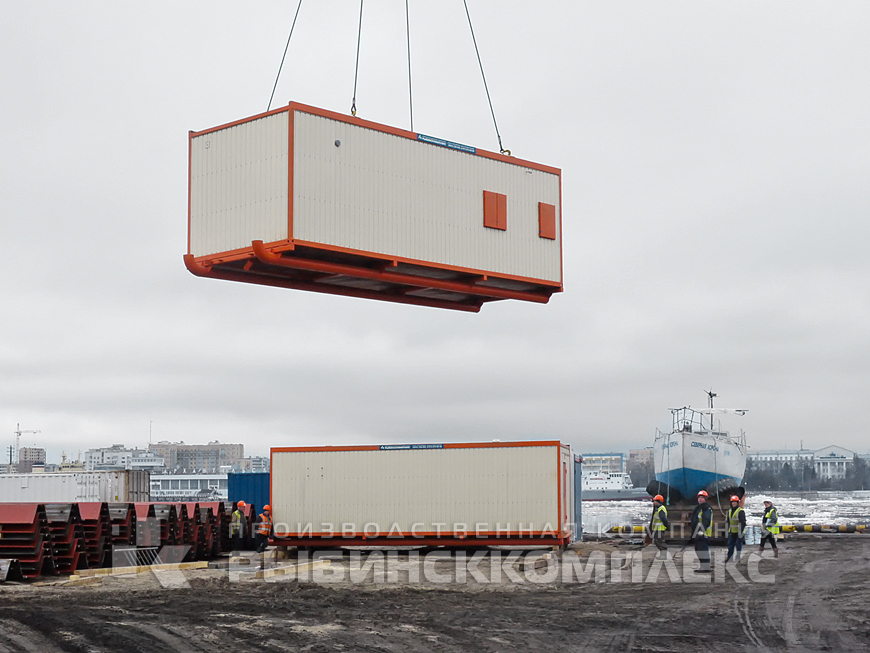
[653,394,747,501]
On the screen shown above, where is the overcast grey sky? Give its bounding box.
[1,1,868,463]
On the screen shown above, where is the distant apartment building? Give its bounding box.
[239,456,270,473]
[581,452,625,474]
[17,447,46,474]
[149,441,244,472]
[628,447,654,469]
[85,445,165,472]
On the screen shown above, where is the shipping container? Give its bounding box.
[185,102,563,312]
[227,472,269,514]
[0,471,150,503]
[269,441,575,548]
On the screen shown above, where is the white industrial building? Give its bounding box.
[748,445,857,479]
[149,473,228,502]
[813,445,855,480]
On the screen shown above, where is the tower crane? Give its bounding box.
[13,423,40,465]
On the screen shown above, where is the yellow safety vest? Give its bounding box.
[728,506,745,534]
[652,505,668,532]
[696,506,712,537]
[230,509,244,536]
[763,507,780,534]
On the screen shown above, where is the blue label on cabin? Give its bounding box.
[417,133,476,154]
[379,443,444,451]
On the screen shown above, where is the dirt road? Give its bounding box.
[1,536,868,652]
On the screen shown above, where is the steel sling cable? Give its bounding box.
[351,0,365,116]
[268,0,305,112]
[463,0,508,154]
[405,0,413,131]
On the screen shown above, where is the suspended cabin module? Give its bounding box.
[185,102,562,312]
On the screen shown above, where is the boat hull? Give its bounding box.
[654,430,745,499]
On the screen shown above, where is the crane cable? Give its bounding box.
[463,0,509,155]
[351,0,364,116]
[268,0,506,152]
[405,0,413,131]
[267,0,305,112]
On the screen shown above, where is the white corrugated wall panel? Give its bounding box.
[189,112,289,256]
[292,111,561,282]
[0,472,147,502]
[271,445,561,536]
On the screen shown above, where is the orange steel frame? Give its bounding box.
[267,441,573,548]
[186,102,563,312]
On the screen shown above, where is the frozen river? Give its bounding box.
[581,490,870,534]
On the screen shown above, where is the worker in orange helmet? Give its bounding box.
[230,501,247,556]
[256,504,273,554]
[649,494,670,559]
[690,490,713,573]
[724,494,746,563]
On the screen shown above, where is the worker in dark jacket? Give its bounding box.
[649,494,670,559]
[760,499,780,558]
[690,490,713,573]
[724,495,746,563]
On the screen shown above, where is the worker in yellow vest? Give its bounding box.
[256,505,273,553]
[690,490,713,573]
[649,495,670,559]
[760,499,780,558]
[230,501,247,555]
[724,495,746,563]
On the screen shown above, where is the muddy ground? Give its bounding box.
[1,535,868,652]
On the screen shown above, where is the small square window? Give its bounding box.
[483,190,507,230]
[538,202,557,239]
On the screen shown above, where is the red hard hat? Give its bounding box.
[263,505,271,511]
[237,501,246,508]
[653,495,664,502]
[730,495,740,502]
[697,490,709,497]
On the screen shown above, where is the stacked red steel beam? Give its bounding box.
[0,503,58,579]
[78,502,113,568]
[44,504,89,574]
[134,503,160,547]
[199,502,225,557]
[1,501,243,580]
[184,502,216,560]
[108,502,136,545]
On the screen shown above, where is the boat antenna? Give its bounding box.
[705,389,717,431]
[705,389,717,409]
